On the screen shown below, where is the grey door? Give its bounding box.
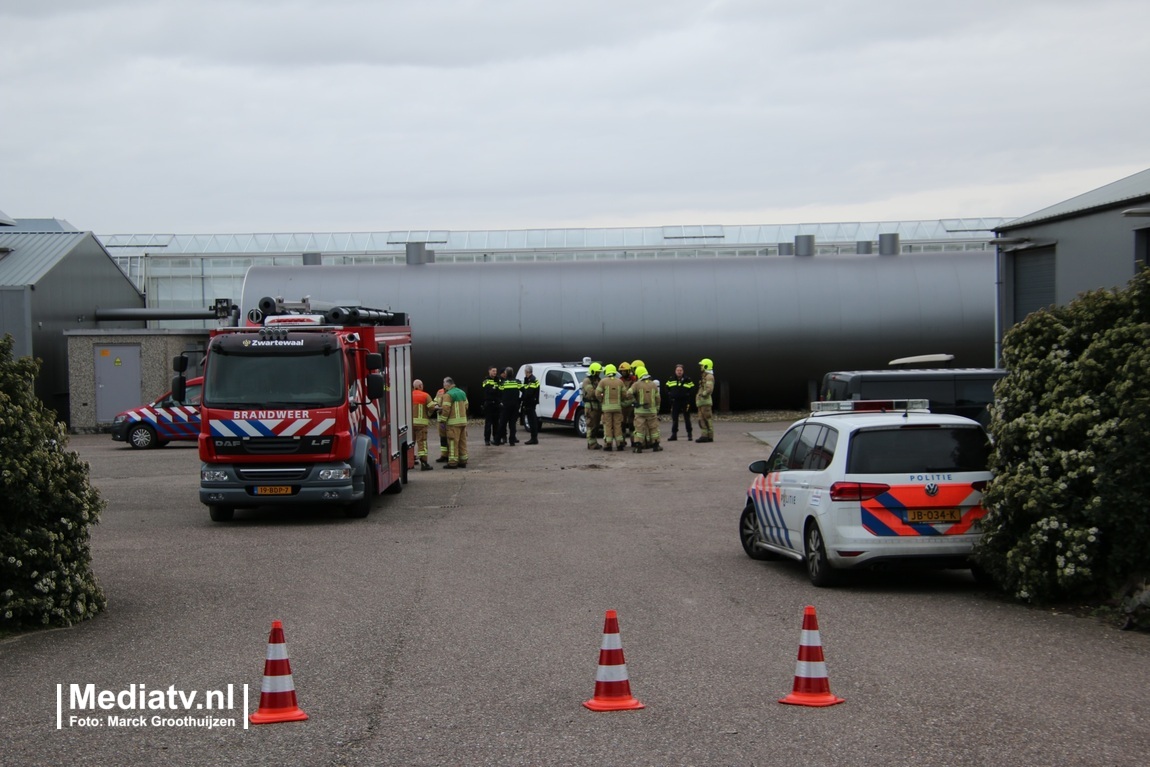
[95,345,142,423]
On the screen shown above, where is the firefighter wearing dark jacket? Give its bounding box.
[496,367,523,445]
[665,363,695,441]
[520,365,541,444]
[482,366,501,445]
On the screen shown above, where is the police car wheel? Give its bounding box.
[127,423,157,449]
[739,502,777,561]
[804,522,840,587]
[574,408,587,438]
[208,505,234,522]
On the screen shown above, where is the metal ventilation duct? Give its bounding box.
[239,252,995,408]
[879,233,901,255]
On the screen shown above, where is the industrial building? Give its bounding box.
[97,219,1008,412]
[993,167,1150,362]
[4,167,1148,431]
[0,217,147,421]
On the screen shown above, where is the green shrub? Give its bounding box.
[0,336,106,629]
[976,268,1150,604]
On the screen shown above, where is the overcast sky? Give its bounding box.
[3,0,1148,235]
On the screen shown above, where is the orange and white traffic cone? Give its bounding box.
[779,605,845,707]
[249,620,309,724]
[583,609,645,712]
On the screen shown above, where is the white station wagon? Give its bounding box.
[740,400,993,586]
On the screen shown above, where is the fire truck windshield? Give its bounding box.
[204,351,345,408]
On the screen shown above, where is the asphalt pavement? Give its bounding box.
[2,422,1148,767]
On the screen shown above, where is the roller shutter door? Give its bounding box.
[1013,248,1055,323]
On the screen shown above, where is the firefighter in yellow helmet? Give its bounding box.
[595,363,627,451]
[582,362,604,450]
[628,366,662,453]
[618,361,636,446]
[695,358,715,442]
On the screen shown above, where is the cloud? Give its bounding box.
[2,1,1149,233]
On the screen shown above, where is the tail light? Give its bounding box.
[830,482,890,501]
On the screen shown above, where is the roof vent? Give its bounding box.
[879,233,900,256]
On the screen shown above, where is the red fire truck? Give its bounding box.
[172,297,413,522]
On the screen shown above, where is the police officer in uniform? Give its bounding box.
[521,365,541,444]
[482,366,501,445]
[665,363,695,441]
[497,366,523,445]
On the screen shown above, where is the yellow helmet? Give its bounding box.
[618,362,631,372]
[699,357,713,371]
[588,362,603,374]
[635,366,649,379]
[631,359,645,371]
[603,363,618,376]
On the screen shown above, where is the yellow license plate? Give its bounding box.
[255,486,293,496]
[907,508,962,524]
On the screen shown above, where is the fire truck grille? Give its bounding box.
[237,467,309,482]
[241,437,303,454]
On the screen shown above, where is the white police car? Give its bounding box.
[740,399,993,586]
[516,360,592,437]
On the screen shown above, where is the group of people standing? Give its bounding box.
[408,365,543,472]
[411,377,471,470]
[408,357,715,470]
[481,365,541,446]
[581,358,715,452]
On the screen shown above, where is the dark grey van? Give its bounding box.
[819,368,1006,425]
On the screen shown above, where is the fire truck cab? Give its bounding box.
[173,297,413,521]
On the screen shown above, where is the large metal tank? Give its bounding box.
[239,251,995,409]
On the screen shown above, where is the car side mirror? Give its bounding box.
[748,459,769,475]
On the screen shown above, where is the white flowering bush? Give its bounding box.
[0,336,106,629]
[976,268,1150,605]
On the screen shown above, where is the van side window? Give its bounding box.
[803,426,838,471]
[790,424,820,470]
[545,370,574,388]
[767,427,803,472]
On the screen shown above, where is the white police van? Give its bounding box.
[516,359,592,437]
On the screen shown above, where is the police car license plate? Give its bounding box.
[907,508,962,524]
[255,486,292,496]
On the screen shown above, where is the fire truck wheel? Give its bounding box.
[208,505,234,522]
[346,468,375,518]
[127,423,159,449]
